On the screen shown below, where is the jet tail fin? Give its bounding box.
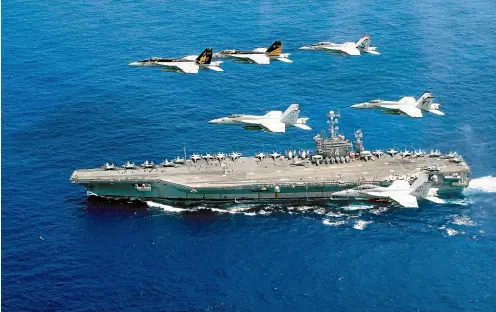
[416,91,444,115]
[415,91,434,110]
[280,104,300,124]
[356,35,371,49]
[409,174,431,197]
[196,48,213,64]
[266,40,283,56]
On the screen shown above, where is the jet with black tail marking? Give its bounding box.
[209,104,310,133]
[300,35,379,56]
[128,48,223,74]
[351,91,445,118]
[214,41,292,64]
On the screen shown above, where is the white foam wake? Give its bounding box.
[439,225,465,236]
[322,219,345,227]
[208,207,257,216]
[353,220,373,230]
[146,201,258,216]
[146,201,187,212]
[342,204,375,211]
[451,215,476,226]
[467,176,496,193]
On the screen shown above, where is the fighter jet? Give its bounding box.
[351,91,445,118]
[255,152,266,160]
[300,35,379,56]
[122,161,138,169]
[209,104,311,133]
[102,163,117,170]
[387,148,399,156]
[230,152,241,160]
[160,159,177,167]
[269,152,282,160]
[216,152,226,161]
[190,154,202,163]
[141,160,156,168]
[330,174,445,208]
[128,48,223,74]
[214,41,292,64]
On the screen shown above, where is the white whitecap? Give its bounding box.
[326,211,347,218]
[323,219,345,227]
[370,207,389,215]
[343,204,375,211]
[446,228,459,236]
[353,220,372,230]
[451,215,476,226]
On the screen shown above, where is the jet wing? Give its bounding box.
[387,180,411,189]
[173,63,200,74]
[366,191,419,208]
[323,46,361,56]
[399,97,416,104]
[388,193,419,208]
[231,54,271,64]
[241,120,286,133]
[182,55,199,61]
[379,104,423,118]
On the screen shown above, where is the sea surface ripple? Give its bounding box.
[2,0,496,311]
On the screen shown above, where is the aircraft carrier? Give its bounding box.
[70,111,471,204]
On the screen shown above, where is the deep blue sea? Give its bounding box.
[2,0,496,311]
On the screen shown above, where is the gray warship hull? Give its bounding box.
[71,154,470,204]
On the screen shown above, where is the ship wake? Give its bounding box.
[146,201,258,216]
[466,175,496,193]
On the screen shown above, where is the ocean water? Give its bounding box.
[2,0,496,310]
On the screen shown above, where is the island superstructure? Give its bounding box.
[70,111,470,204]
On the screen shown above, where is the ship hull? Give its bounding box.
[80,175,467,205]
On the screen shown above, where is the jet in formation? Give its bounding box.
[351,91,445,118]
[300,35,379,56]
[128,48,223,74]
[209,104,310,133]
[213,41,292,64]
[331,174,445,208]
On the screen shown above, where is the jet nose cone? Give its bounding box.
[209,118,222,124]
[128,61,140,66]
[350,103,365,108]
